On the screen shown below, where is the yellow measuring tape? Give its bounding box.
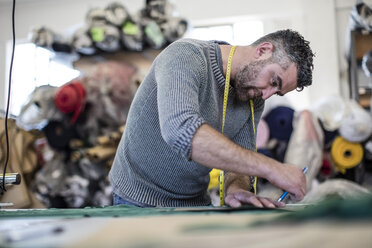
[250,100,258,194]
[219,46,257,206]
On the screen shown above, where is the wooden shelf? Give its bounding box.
[73,49,162,83]
[355,32,372,60]
[348,30,372,109]
[359,92,372,108]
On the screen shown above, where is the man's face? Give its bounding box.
[234,58,298,102]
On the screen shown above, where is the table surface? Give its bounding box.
[1,198,372,248]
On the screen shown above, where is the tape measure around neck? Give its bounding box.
[250,99,257,195]
[219,45,257,206]
[221,46,236,134]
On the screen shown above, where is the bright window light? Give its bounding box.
[7,43,80,116]
[187,25,234,43]
[186,20,264,45]
[233,20,264,45]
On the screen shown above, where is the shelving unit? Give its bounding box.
[73,49,162,84]
[348,30,372,109]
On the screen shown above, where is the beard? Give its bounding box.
[233,59,270,102]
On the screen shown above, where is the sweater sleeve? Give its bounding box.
[154,41,207,160]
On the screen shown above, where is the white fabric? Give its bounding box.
[17,85,63,130]
[311,95,347,131]
[299,179,372,204]
[339,100,372,143]
[285,110,324,191]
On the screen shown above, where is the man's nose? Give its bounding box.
[261,88,277,100]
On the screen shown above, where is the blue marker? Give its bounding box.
[277,167,308,202]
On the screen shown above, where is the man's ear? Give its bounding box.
[254,42,274,59]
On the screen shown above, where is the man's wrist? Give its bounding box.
[224,172,251,194]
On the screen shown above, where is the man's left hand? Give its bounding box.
[225,190,285,208]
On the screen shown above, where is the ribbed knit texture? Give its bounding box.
[109,39,265,207]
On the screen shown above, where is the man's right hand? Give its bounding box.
[268,163,307,202]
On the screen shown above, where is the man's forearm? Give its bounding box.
[191,123,306,201]
[190,123,278,179]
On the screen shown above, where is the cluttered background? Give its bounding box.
[1,0,372,208]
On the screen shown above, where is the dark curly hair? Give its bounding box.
[252,29,314,91]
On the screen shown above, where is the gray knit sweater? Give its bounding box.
[109,38,264,207]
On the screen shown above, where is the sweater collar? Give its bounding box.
[209,41,230,89]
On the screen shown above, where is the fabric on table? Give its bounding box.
[299,179,372,204]
[2,196,372,220]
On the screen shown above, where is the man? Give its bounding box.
[109,29,315,208]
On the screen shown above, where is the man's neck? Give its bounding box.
[219,45,254,80]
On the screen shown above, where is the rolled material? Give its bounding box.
[71,26,97,55]
[104,2,129,26]
[90,23,121,53]
[331,136,364,174]
[284,110,324,192]
[143,20,166,49]
[54,81,86,123]
[256,119,270,149]
[264,106,294,141]
[29,26,55,48]
[121,20,144,52]
[319,119,339,146]
[311,95,347,131]
[161,17,188,43]
[86,145,116,163]
[339,101,372,143]
[257,148,273,158]
[349,2,372,32]
[362,49,372,77]
[17,85,60,130]
[43,121,77,150]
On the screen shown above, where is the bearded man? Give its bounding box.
[109,29,315,208]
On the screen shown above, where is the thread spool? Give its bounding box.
[331,136,364,174]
